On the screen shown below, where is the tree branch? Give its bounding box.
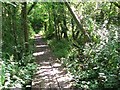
[65,2,91,41]
[113,2,120,9]
[27,2,37,15]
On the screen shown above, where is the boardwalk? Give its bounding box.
[32,34,74,90]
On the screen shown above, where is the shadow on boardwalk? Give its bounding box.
[32,34,74,90]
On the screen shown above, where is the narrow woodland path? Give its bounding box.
[32,34,74,89]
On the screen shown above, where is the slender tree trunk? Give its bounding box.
[57,24,60,40]
[12,4,18,48]
[12,4,19,60]
[0,2,2,58]
[44,22,47,31]
[65,2,91,41]
[48,5,51,30]
[63,10,68,39]
[21,2,29,52]
[71,18,75,39]
[52,3,58,40]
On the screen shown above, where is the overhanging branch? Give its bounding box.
[64,1,91,40]
[113,2,120,9]
[27,2,37,15]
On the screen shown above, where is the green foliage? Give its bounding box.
[48,39,71,58]
[44,2,120,89]
[28,23,35,39]
[1,3,37,89]
[2,53,37,88]
[45,25,54,39]
[61,38,119,89]
[0,60,5,88]
[28,2,49,34]
[1,2,120,90]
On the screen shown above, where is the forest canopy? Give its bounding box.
[0,1,120,89]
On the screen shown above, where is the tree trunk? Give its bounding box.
[63,7,68,39]
[44,22,47,31]
[12,3,18,48]
[12,3,19,60]
[65,2,91,41]
[21,2,29,52]
[71,18,75,39]
[52,3,58,40]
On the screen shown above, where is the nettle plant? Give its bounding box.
[61,18,119,89]
[74,26,119,89]
[2,53,37,88]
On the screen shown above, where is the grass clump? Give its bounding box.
[47,39,71,58]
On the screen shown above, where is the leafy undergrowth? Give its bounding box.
[60,30,120,89]
[61,39,120,89]
[1,54,37,88]
[47,39,71,58]
[45,30,120,89]
[1,39,37,89]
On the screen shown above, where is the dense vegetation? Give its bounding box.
[1,1,120,89]
[1,2,37,89]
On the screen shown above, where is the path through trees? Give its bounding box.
[32,34,74,89]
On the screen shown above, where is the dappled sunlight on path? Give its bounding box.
[32,34,74,89]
